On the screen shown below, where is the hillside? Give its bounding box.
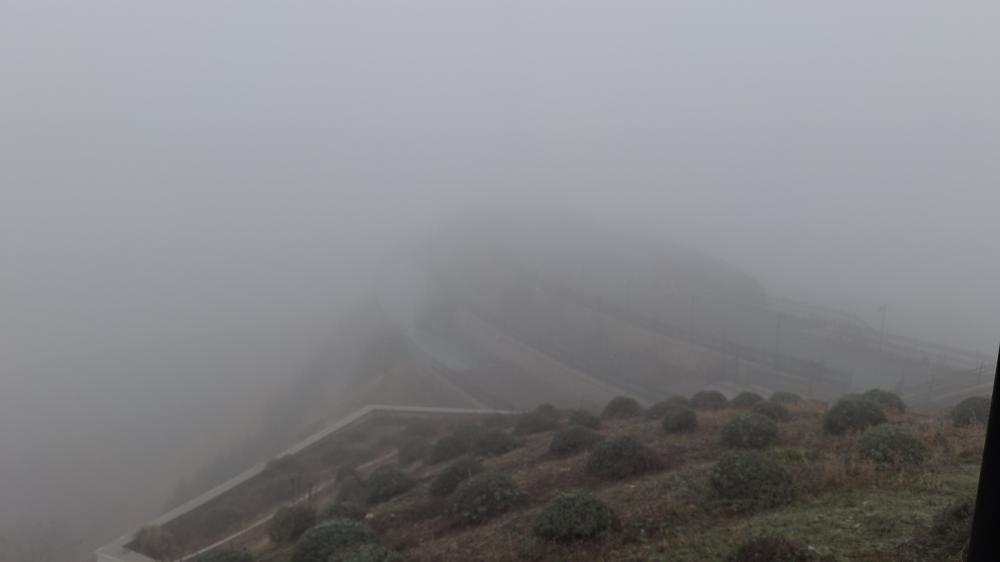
[133,390,987,562]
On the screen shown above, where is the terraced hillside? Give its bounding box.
[155,390,987,562]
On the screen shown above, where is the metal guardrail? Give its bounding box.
[95,405,520,562]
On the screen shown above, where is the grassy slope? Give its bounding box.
[248,401,983,562]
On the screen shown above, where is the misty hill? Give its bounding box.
[166,222,987,511]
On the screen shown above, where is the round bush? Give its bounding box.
[710,451,793,512]
[723,535,821,562]
[549,426,603,456]
[585,436,661,480]
[602,396,642,418]
[322,503,366,521]
[132,525,181,561]
[396,439,429,466]
[291,519,379,562]
[474,430,518,457]
[927,496,975,556]
[327,544,406,562]
[366,468,416,504]
[731,392,764,409]
[533,491,618,541]
[856,425,928,467]
[195,550,255,562]
[428,435,469,464]
[446,470,519,526]
[822,396,886,435]
[513,411,559,435]
[661,406,698,433]
[951,396,991,427]
[862,388,907,413]
[269,506,316,543]
[535,403,562,420]
[721,413,779,449]
[568,409,601,429]
[691,390,729,410]
[752,401,790,421]
[647,396,690,418]
[430,458,484,497]
[769,391,801,404]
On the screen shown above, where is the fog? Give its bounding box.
[3,1,999,560]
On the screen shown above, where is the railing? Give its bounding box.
[95,405,519,562]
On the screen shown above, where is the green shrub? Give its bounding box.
[290,519,378,562]
[568,409,601,429]
[863,388,907,413]
[767,447,819,464]
[585,436,661,480]
[951,396,991,428]
[856,425,928,467]
[195,550,255,562]
[710,451,793,512]
[132,525,181,561]
[549,426,603,456]
[322,503,366,521]
[327,544,406,562]
[927,496,974,557]
[647,396,690,418]
[822,396,886,435]
[723,535,821,561]
[474,430,518,457]
[535,403,562,420]
[661,406,698,433]
[533,491,618,541]
[601,395,642,418]
[691,390,729,410]
[752,401,790,421]
[430,458,484,497]
[513,411,559,435]
[366,468,416,504]
[731,392,765,409]
[721,413,779,449]
[428,435,469,464]
[769,391,801,404]
[446,470,519,526]
[269,506,317,543]
[396,439,429,466]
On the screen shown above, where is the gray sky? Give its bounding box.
[2,1,999,559]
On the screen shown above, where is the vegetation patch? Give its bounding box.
[567,409,601,429]
[647,396,691,418]
[661,406,698,433]
[327,544,406,562]
[429,458,484,497]
[366,468,417,504]
[586,436,661,480]
[132,526,182,561]
[513,411,560,435]
[535,403,562,421]
[710,451,793,512]
[752,400,790,421]
[269,506,317,544]
[322,503,367,521]
[602,395,643,418]
[396,439,429,466]
[731,392,765,409]
[428,435,469,464]
[822,396,886,435]
[194,550,255,562]
[446,470,519,526]
[291,519,379,562]
[770,391,801,404]
[549,426,603,456]
[691,390,729,410]
[862,389,907,413]
[721,413,779,449]
[856,425,928,468]
[533,491,618,541]
[723,535,822,562]
[951,396,991,428]
[474,430,519,457]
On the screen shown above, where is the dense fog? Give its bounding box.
[2,2,999,560]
